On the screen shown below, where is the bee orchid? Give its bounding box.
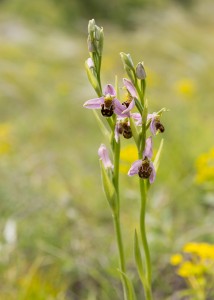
[114,118,132,143]
[83,84,125,117]
[131,112,165,135]
[128,137,156,183]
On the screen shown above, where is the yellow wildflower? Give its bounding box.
[174,78,196,98]
[183,242,214,259]
[177,261,204,278]
[120,144,138,174]
[195,148,214,184]
[170,254,183,266]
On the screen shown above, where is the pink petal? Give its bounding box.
[114,122,120,143]
[83,97,104,109]
[147,113,157,120]
[128,160,142,176]
[143,136,153,159]
[113,98,129,117]
[122,99,135,115]
[104,84,116,97]
[98,144,113,169]
[149,162,156,184]
[150,118,157,135]
[123,78,137,98]
[131,113,142,126]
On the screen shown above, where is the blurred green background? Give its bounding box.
[0,0,214,299]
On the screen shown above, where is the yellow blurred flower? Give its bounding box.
[183,242,214,260]
[0,123,12,155]
[174,78,196,98]
[171,242,214,280]
[170,254,183,266]
[195,148,214,184]
[120,144,138,174]
[177,261,205,278]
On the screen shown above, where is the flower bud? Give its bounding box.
[86,57,94,69]
[98,28,104,56]
[95,25,101,40]
[87,36,95,52]
[88,19,95,35]
[136,62,146,79]
[120,52,135,70]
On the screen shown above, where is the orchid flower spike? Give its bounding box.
[114,118,132,143]
[98,144,114,169]
[83,84,125,117]
[128,137,156,183]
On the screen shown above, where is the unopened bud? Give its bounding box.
[120,52,135,70]
[86,57,94,69]
[87,36,95,52]
[88,19,95,35]
[95,25,101,40]
[136,62,146,79]
[98,28,104,56]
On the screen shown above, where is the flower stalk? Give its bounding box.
[84,20,166,300]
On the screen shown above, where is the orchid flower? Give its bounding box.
[114,78,137,118]
[98,144,114,169]
[147,113,165,135]
[83,84,125,117]
[131,112,165,135]
[128,137,156,184]
[114,118,132,143]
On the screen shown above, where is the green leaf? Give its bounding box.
[129,117,139,147]
[153,138,164,172]
[134,98,143,113]
[142,98,148,125]
[85,61,101,96]
[100,161,117,212]
[115,75,120,99]
[117,269,137,300]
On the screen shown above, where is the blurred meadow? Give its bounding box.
[0,0,214,299]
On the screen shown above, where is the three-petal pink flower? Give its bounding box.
[128,137,156,184]
[83,84,125,117]
[131,112,165,135]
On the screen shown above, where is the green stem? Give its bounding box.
[113,139,120,197]
[139,179,153,300]
[113,215,129,300]
[113,139,130,300]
